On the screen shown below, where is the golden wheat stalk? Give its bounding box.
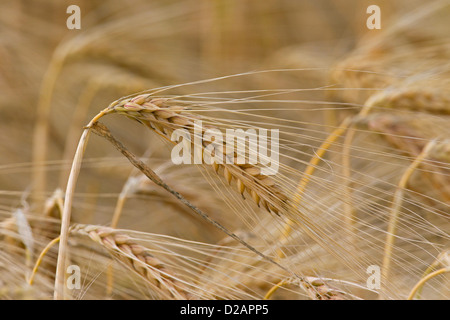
[380,140,437,290]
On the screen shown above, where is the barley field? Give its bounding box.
[0,0,449,300]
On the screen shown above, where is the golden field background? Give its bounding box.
[0,0,449,300]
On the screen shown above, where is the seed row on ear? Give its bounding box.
[110,95,288,215]
[72,224,190,299]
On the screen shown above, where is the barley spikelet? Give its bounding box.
[71,224,192,300]
[101,94,288,215]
